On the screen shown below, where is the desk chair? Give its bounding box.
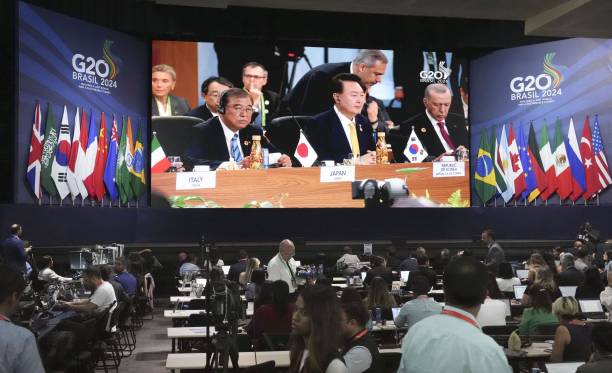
[532,323,559,337]
[379,352,401,373]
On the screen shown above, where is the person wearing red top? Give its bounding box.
[247,280,295,339]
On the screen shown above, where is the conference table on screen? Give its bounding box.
[152,162,470,208]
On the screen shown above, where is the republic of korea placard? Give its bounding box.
[176,172,217,190]
[433,162,465,178]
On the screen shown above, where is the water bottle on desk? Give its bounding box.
[375,307,382,325]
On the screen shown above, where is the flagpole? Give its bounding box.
[597,193,600,206]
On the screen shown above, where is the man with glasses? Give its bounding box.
[241,62,279,130]
[185,76,234,121]
[184,88,292,170]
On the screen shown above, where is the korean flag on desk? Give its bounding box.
[294,131,318,167]
[403,127,428,163]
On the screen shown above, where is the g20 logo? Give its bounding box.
[71,54,110,78]
[509,74,552,93]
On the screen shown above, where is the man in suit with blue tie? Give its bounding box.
[0,224,29,273]
[183,88,292,170]
[311,74,376,165]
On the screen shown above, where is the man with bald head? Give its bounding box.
[389,83,468,162]
[267,239,299,293]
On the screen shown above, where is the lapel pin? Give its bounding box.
[243,141,249,146]
[421,128,427,133]
[264,100,270,106]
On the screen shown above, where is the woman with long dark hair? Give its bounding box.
[363,276,397,310]
[246,280,295,339]
[289,285,347,373]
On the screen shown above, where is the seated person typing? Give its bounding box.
[57,267,116,313]
[184,88,292,170]
[38,255,72,283]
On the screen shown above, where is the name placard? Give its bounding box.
[433,161,465,178]
[320,166,355,183]
[176,172,217,190]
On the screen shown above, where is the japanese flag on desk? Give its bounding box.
[403,127,428,163]
[294,131,317,167]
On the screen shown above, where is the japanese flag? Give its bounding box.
[294,131,318,167]
[403,127,428,163]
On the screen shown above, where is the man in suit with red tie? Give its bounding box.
[310,74,376,165]
[389,83,468,162]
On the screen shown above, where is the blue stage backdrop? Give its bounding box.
[471,38,612,206]
[16,2,149,205]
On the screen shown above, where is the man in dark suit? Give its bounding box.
[151,64,190,116]
[364,255,394,287]
[228,250,248,282]
[482,229,505,276]
[0,224,29,273]
[389,83,468,162]
[558,254,586,286]
[242,62,279,130]
[183,88,292,170]
[310,74,376,165]
[185,76,234,121]
[283,50,388,116]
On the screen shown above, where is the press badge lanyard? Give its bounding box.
[441,309,479,329]
[284,259,297,287]
[0,314,9,322]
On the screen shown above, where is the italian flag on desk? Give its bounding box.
[151,133,171,173]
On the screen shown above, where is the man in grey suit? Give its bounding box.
[482,229,504,275]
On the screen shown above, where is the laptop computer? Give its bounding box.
[545,362,583,373]
[513,285,527,300]
[392,307,401,320]
[559,286,577,298]
[578,299,607,319]
[515,269,529,280]
[400,271,410,283]
[500,298,512,317]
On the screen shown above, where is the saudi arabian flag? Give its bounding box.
[41,104,59,197]
[474,128,497,205]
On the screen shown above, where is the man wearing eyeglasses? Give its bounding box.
[184,88,292,170]
[185,76,234,121]
[242,62,279,130]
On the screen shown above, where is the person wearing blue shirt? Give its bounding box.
[0,264,45,373]
[398,256,512,373]
[113,257,138,296]
[394,275,442,329]
[0,224,30,273]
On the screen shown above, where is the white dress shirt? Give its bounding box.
[425,110,453,153]
[38,267,72,283]
[267,253,298,293]
[155,98,171,117]
[219,117,244,161]
[334,105,359,154]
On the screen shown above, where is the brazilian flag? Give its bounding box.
[474,128,497,205]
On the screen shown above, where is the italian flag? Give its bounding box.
[151,133,171,173]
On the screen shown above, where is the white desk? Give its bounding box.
[177,287,192,293]
[170,295,247,303]
[164,308,253,319]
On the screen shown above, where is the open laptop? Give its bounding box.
[221,265,230,275]
[500,298,512,317]
[559,286,577,298]
[515,269,529,280]
[578,299,607,319]
[400,271,410,283]
[545,362,584,373]
[392,307,401,321]
[513,285,527,300]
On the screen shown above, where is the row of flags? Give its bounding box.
[26,102,146,205]
[474,115,611,205]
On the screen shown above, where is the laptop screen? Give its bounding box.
[400,271,410,283]
[501,298,511,317]
[545,362,583,373]
[515,269,529,280]
[392,307,401,320]
[579,300,603,313]
[195,278,207,286]
[513,285,527,299]
[559,286,577,297]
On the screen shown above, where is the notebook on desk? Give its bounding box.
[579,299,607,319]
[559,286,577,297]
[513,285,527,300]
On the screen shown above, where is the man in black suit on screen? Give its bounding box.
[310,74,376,165]
[183,88,292,170]
[389,83,468,162]
[184,76,234,121]
[283,49,388,117]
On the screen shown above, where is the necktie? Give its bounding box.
[348,122,361,155]
[230,133,243,162]
[437,121,456,150]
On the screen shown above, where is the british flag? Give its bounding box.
[26,102,44,200]
[592,114,612,192]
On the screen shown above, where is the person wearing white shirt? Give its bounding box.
[496,262,521,293]
[337,246,361,275]
[267,239,299,293]
[57,267,116,313]
[38,255,72,283]
[601,271,612,322]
